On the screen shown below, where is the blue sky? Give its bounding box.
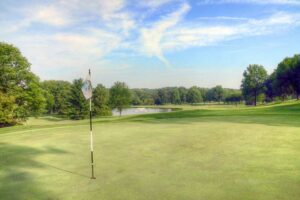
[1,0,300,88]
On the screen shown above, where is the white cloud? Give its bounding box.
[160,12,300,51]
[32,6,70,26]
[54,0,126,20]
[5,0,135,34]
[66,0,135,33]
[4,5,70,32]
[139,3,190,66]
[57,0,136,34]
[52,29,122,58]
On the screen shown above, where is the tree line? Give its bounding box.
[241,54,300,105]
[1,41,299,126]
[131,86,242,105]
[42,82,242,118]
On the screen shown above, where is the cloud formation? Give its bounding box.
[162,12,300,51]
[139,3,190,66]
[1,0,300,77]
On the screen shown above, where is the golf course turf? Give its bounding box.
[1,101,300,200]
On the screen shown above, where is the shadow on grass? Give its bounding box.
[0,143,72,199]
[42,163,90,178]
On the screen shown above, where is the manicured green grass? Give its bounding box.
[1,101,300,200]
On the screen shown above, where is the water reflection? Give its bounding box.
[112,107,172,116]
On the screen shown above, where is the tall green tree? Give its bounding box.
[212,85,225,102]
[0,92,16,126]
[289,55,300,99]
[25,81,47,117]
[241,64,268,106]
[198,88,208,102]
[42,80,71,114]
[131,89,155,105]
[109,82,131,116]
[42,89,55,114]
[205,88,217,102]
[224,92,243,105]
[171,88,181,104]
[68,79,89,120]
[178,87,188,103]
[275,55,300,99]
[264,73,276,102]
[0,42,45,125]
[187,86,202,104]
[131,90,142,105]
[92,84,111,116]
[155,89,168,105]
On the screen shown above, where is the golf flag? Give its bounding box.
[82,69,96,179]
[82,71,92,100]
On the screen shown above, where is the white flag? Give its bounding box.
[81,72,92,100]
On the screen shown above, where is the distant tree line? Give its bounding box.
[241,54,300,105]
[130,86,242,105]
[40,82,242,120]
[41,80,132,120]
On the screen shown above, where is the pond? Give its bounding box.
[112,107,173,116]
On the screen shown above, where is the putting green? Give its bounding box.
[1,101,300,200]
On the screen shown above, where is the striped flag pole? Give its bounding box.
[88,69,96,179]
[90,95,95,179]
[82,69,95,179]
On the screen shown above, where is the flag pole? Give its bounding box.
[89,69,95,179]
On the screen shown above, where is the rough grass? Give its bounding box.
[1,101,300,200]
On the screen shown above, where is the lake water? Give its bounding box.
[112,107,173,116]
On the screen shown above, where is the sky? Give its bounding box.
[1,0,300,89]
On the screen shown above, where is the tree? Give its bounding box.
[155,89,168,105]
[186,86,202,104]
[42,80,71,114]
[264,73,276,102]
[241,64,268,106]
[109,82,131,116]
[275,55,300,99]
[198,88,208,102]
[289,55,300,99]
[25,81,46,117]
[131,90,142,105]
[0,42,45,125]
[43,89,55,114]
[92,84,111,116]
[224,92,243,105]
[131,89,155,105]
[171,88,181,104]
[68,79,89,120]
[212,85,225,103]
[178,87,188,103]
[205,86,225,102]
[0,92,16,126]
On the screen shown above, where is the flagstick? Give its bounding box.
[89,70,96,179]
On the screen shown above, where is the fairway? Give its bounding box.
[1,102,300,200]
